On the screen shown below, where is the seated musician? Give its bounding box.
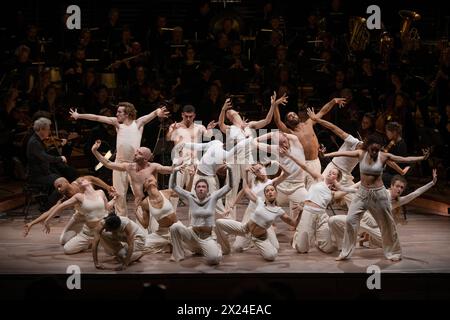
[26,117,78,211]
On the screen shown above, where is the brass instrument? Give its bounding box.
[399,10,421,43]
[349,17,370,52]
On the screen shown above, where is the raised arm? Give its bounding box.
[91,140,128,171]
[69,108,118,127]
[169,170,191,200]
[136,106,169,129]
[242,183,258,203]
[271,160,291,187]
[249,92,286,129]
[395,169,437,209]
[212,166,233,199]
[218,98,232,133]
[306,107,349,140]
[312,98,346,121]
[273,103,291,133]
[166,122,180,141]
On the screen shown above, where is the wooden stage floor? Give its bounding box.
[1,200,450,275]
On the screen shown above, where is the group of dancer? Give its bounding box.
[23,93,437,270]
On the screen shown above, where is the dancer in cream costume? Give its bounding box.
[254,132,308,220]
[329,170,438,250]
[93,212,148,270]
[224,161,290,252]
[216,184,299,261]
[70,102,169,216]
[40,177,115,254]
[273,97,346,189]
[166,104,217,210]
[169,166,232,265]
[307,108,409,208]
[138,176,179,253]
[218,93,284,219]
[324,135,429,261]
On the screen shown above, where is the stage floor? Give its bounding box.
[1,200,450,275]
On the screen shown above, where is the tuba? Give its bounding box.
[349,17,370,52]
[399,10,421,48]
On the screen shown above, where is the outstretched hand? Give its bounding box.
[69,108,79,120]
[207,120,218,130]
[222,98,233,111]
[157,106,170,118]
[306,107,318,121]
[92,140,102,152]
[333,98,347,108]
[275,93,288,106]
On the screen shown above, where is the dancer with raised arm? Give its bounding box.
[137,176,179,253]
[40,177,115,254]
[218,93,285,218]
[324,135,430,261]
[70,102,169,215]
[169,166,232,265]
[224,160,290,252]
[23,176,113,244]
[91,140,174,224]
[215,183,299,261]
[282,151,357,253]
[253,131,308,220]
[166,104,217,208]
[329,170,438,250]
[273,97,346,189]
[306,108,409,208]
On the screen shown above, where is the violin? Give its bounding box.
[44,131,79,155]
[382,140,396,153]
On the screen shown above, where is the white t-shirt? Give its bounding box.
[250,197,285,229]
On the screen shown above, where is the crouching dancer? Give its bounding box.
[169,166,232,265]
[215,183,299,261]
[93,212,148,270]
